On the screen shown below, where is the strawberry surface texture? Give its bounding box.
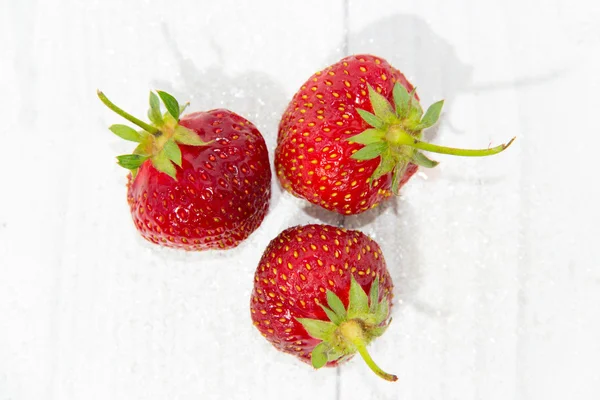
[99,91,271,251]
[276,55,414,215]
[251,224,398,381]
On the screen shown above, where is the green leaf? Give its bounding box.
[173,126,212,146]
[357,109,384,129]
[148,92,163,125]
[163,140,182,167]
[179,102,190,115]
[391,161,408,194]
[157,90,180,121]
[296,318,337,340]
[370,155,396,182]
[326,345,345,363]
[133,137,153,157]
[412,151,439,168]
[350,142,388,161]
[151,152,177,180]
[326,291,347,319]
[311,342,329,369]
[392,172,401,194]
[346,128,385,145]
[320,304,343,325]
[116,154,149,170]
[162,111,177,126]
[366,84,396,123]
[407,89,423,121]
[109,124,142,142]
[418,100,444,129]
[393,82,410,117]
[369,276,380,313]
[371,319,392,337]
[373,299,390,325]
[347,275,369,318]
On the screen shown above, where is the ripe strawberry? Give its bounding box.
[250,224,397,381]
[98,90,271,250]
[276,54,514,215]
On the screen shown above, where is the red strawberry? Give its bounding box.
[276,54,514,215]
[250,224,397,381]
[98,90,271,250]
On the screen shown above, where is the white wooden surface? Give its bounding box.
[1,0,599,399]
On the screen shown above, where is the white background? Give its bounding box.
[1,0,599,399]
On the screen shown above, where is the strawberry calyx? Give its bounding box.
[296,275,397,382]
[348,83,515,194]
[97,90,211,180]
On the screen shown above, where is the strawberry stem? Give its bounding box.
[340,320,397,382]
[97,90,160,135]
[408,136,515,157]
[354,340,398,382]
[392,127,515,157]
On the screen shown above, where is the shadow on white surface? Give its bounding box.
[348,14,564,138]
[151,23,288,211]
[348,14,472,138]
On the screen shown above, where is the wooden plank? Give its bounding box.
[342,0,600,399]
[341,0,522,398]
[0,0,345,399]
[2,0,600,399]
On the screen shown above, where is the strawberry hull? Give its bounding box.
[127,109,271,251]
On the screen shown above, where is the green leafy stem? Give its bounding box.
[347,83,515,194]
[296,275,397,382]
[97,89,209,179]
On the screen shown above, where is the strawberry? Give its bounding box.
[276,54,514,215]
[250,224,397,381]
[98,90,271,250]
